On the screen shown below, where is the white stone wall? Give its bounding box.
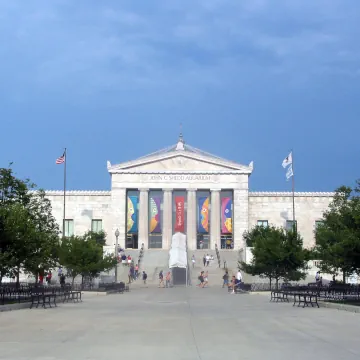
[248,192,333,248]
[45,190,112,241]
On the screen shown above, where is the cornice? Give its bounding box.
[249,192,334,197]
[112,170,246,175]
[108,152,253,174]
[44,190,111,196]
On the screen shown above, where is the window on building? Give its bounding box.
[257,220,268,227]
[315,220,323,229]
[91,219,102,233]
[285,220,297,231]
[64,219,74,237]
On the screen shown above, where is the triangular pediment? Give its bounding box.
[108,143,253,174]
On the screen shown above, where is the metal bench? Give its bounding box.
[292,292,319,308]
[63,290,82,303]
[30,293,57,309]
[270,290,289,302]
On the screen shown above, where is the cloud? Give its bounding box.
[0,0,359,102]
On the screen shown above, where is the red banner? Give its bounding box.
[174,196,185,233]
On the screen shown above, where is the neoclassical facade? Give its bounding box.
[46,137,333,250]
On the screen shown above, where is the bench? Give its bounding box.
[63,290,82,303]
[270,290,289,302]
[30,293,57,309]
[292,292,319,308]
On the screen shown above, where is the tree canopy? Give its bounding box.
[240,225,310,288]
[0,166,60,283]
[59,235,116,284]
[314,181,360,282]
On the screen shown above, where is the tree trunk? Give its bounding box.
[72,276,75,286]
[16,265,20,287]
[275,278,279,290]
[269,276,272,290]
[342,270,346,284]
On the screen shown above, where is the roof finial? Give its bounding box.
[176,122,185,150]
[179,122,184,143]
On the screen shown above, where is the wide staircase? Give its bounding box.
[140,250,169,284]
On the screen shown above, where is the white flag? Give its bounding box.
[282,152,292,168]
[286,164,294,180]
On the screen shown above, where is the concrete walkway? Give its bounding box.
[1,286,360,359]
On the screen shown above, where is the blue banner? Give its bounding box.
[127,196,138,233]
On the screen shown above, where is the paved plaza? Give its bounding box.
[1,287,360,360]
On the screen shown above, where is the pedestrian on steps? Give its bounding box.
[222,271,229,288]
[191,255,195,268]
[203,254,206,267]
[159,270,164,288]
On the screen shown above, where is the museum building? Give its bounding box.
[46,135,333,251]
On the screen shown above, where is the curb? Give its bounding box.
[0,302,31,312]
[319,301,360,313]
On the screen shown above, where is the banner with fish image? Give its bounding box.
[149,196,161,233]
[127,196,138,233]
[221,197,232,234]
[198,196,209,233]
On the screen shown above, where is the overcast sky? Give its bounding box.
[1,0,359,191]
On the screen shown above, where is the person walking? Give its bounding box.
[159,270,164,288]
[165,271,171,288]
[236,270,242,284]
[135,264,139,280]
[191,255,196,268]
[206,254,210,267]
[222,271,229,288]
[203,255,206,267]
[142,271,147,285]
[198,271,205,288]
[203,271,209,287]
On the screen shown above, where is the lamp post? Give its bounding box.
[114,228,120,283]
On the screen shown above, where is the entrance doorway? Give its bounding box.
[197,234,210,249]
[126,234,138,249]
[221,234,233,249]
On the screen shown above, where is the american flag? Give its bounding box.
[56,152,66,164]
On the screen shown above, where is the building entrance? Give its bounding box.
[126,234,138,249]
[221,234,233,249]
[197,234,210,249]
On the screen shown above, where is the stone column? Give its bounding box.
[210,189,221,249]
[111,187,126,249]
[162,189,173,250]
[233,189,249,250]
[138,188,149,249]
[186,189,197,250]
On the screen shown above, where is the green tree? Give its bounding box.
[0,166,33,283]
[314,181,360,283]
[83,230,107,246]
[0,167,60,284]
[59,235,116,285]
[240,225,309,289]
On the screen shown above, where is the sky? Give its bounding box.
[0,0,359,192]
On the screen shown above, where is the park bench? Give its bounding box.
[292,292,319,308]
[270,290,289,302]
[63,290,82,303]
[30,291,57,309]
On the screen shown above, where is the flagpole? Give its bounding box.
[63,148,67,237]
[291,149,296,230]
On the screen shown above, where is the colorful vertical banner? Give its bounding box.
[149,196,161,233]
[198,197,209,233]
[127,196,138,233]
[174,196,185,233]
[221,197,232,234]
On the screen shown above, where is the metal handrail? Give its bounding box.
[215,244,221,268]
